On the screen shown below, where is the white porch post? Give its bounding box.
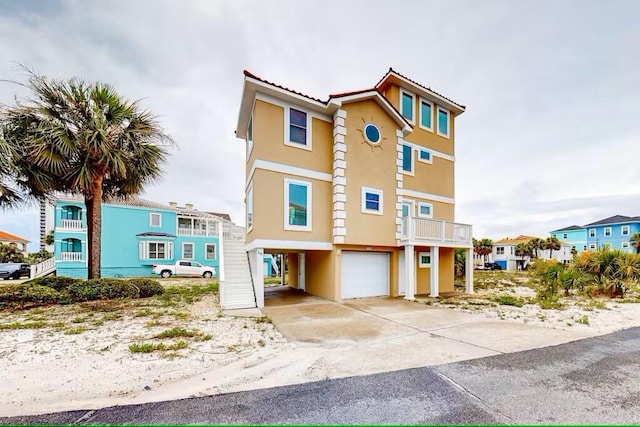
[405,245,415,300]
[430,246,440,297]
[217,220,225,282]
[465,247,474,293]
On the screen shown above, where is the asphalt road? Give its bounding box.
[4,327,640,424]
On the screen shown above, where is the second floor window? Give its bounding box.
[401,90,415,122]
[285,179,311,230]
[589,229,596,238]
[150,213,162,227]
[420,98,433,131]
[622,225,630,235]
[437,107,450,138]
[604,227,612,237]
[288,108,308,146]
[496,247,504,255]
[61,205,82,220]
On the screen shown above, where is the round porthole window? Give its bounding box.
[364,123,381,144]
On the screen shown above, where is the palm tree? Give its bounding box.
[515,242,532,270]
[545,236,561,259]
[0,72,173,278]
[529,237,544,258]
[478,238,493,263]
[630,232,640,254]
[0,136,20,206]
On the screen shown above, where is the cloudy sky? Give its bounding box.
[1,0,639,251]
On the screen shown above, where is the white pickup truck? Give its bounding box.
[152,260,216,279]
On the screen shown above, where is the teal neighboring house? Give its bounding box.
[43,196,228,278]
[550,225,587,253]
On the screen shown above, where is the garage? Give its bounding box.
[341,251,390,299]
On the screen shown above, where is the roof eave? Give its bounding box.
[329,91,412,135]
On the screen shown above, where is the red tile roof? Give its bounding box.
[0,230,29,243]
[243,70,325,104]
[376,67,466,110]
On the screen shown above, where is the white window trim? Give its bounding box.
[246,115,254,159]
[149,213,162,227]
[401,200,415,218]
[401,144,414,176]
[418,97,434,132]
[604,227,612,237]
[622,242,630,249]
[418,251,431,268]
[361,187,384,215]
[284,178,312,231]
[284,105,313,151]
[563,233,568,239]
[622,225,630,235]
[247,182,254,232]
[400,89,416,124]
[589,243,596,250]
[436,106,450,139]
[182,242,194,260]
[417,201,433,218]
[496,247,505,255]
[589,228,596,238]
[417,148,433,164]
[205,243,217,260]
[140,241,173,260]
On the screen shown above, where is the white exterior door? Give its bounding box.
[341,252,389,299]
[398,251,406,295]
[298,253,305,291]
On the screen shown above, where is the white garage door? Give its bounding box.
[341,252,389,299]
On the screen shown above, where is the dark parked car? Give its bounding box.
[484,262,502,271]
[0,263,31,280]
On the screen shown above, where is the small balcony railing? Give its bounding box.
[59,219,83,230]
[177,227,217,237]
[60,252,83,262]
[400,217,472,246]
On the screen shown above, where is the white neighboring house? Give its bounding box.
[492,235,573,271]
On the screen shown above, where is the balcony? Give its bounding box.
[400,217,472,246]
[60,252,83,262]
[59,219,84,230]
[177,227,217,237]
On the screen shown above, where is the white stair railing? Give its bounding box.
[30,257,56,278]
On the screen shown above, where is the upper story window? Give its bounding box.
[496,247,505,255]
[285,107,311,149]
[246,115,254,159]
[246,183,254,232]
[284,178,311,231]
[419,98,433,131]
[589,229,596,238]
[361,187,383,215]
[622,225,630,235]
[400,90,415,123]
[149,213,162,227]
[418,149,432,163]
[563,233,568,239]
[437,107,450,138]
[61,205,82,220]
[417,202,433,218]
[604,227,612,237]
[402,144,413,173]
[61,238,81,253]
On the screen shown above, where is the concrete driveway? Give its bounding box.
[262,286,599,375]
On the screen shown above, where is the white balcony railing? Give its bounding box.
[177,227,217,237]
[61,252,83,262]
[400,217,472,246]
[59,219,83,230]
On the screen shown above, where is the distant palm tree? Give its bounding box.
[545,236,561,259]
[478,238,493,263]
[0,71,173,278]
[630,232,640,254]
[515,242,532,270]
[529,237,544,258]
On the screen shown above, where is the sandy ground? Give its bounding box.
[3,274,640,417]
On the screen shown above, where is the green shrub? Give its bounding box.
[0,284,65,308]
[128,278,164,298]
[24,276,82,291]
[67,279,139,302]
[492,295,525,307]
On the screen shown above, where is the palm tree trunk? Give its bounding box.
[85,176,103,279]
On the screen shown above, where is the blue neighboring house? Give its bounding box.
[550,225,587,253]
[584,215,640,253]
[43,195,228,278]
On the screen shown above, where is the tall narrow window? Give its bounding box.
[289,108,307,145]
[402,144,413,173]
[284,179,311,230]
[401,91,415,122]
[437,107,450,138]
[247,184,254,231]
[246,115,254,158]
[420,98,433,131]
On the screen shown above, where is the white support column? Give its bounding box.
[248,248,265,308]
[405,245,415,300]
[217,220,225,282]
[465,247,474,294]
[430,246,440,297]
